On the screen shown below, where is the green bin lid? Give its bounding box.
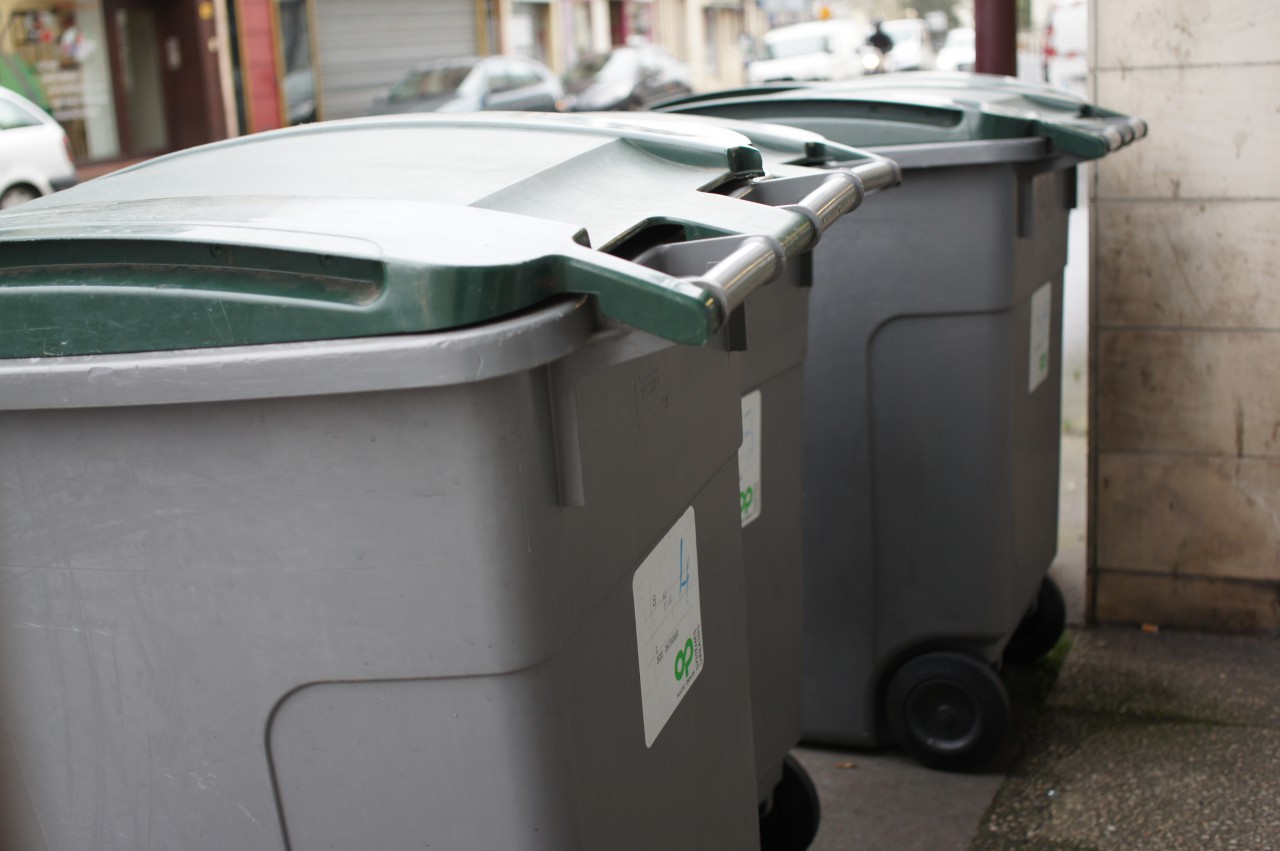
[0,113,840,358]
[655,71,1146,161]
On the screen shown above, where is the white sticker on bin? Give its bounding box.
[1029,282,1052,393]
[739,390,762,528]
[632,506,704,748]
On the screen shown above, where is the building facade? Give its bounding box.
[499,0,761,91]
[1,0,762,161]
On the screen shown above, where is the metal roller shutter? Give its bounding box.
[313,0,479,119]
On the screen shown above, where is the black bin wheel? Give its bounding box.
[1003,577,1067,665]
[759,754,821,851]
[885,651,1011,772]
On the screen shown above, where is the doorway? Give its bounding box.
[107,0,167,155]
[103,0,220,159]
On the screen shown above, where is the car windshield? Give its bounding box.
[881,21,920,43]
[388,64,475,102]
[945,28,975,48]
[0,96,42,130]
[566,49,639,84]
[765,34,830,60]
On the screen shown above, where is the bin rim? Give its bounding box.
[0,295,598,410]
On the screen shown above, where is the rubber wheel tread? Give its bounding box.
[885,651,1011,772]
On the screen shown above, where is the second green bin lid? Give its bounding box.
[654,71,1146,162]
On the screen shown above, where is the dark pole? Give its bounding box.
[974,0,1018,76]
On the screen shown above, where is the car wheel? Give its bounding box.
[0,184,41,209]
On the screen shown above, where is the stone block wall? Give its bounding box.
[1090,0,1280,631]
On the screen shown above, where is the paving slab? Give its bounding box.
[1050,625,1280,727]
[970,626,1280,851]
[794,655,1051,851]
[796,746,1004,851]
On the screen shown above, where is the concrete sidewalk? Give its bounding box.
[794,625,1280,851]
[972,626,1280,850]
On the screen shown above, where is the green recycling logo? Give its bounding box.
[673,637,696,681]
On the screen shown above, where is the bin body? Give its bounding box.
[0,300,764,850]
[653,76,1144,747]
[803,143,1070,744]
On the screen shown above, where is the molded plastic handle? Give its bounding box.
[633,234,786,317]
[559,232,787,346]
[581,172,867,344]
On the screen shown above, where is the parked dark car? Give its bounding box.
[368,56,564,115]
[563,45,692,111]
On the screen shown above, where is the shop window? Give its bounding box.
[570,0,591,65]
[275,0,315,125]
[1,3,120,161]
[703,7,719,76]
[628,0,652,43]
[510,2,550,66]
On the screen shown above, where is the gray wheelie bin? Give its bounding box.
[605,111,899,844]
[656,73,1147,770]
[0,115,861,850]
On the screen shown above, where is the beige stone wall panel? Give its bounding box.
[1095,452,1280,581]
[1096,201,1280,329]
[1096,0,1280,70]
[1093,569,1280,633]
[1094,65,1280,201]
[1097,330,1280,457]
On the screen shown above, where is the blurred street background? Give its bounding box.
[1,0,1083,172]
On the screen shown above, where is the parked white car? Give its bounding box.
[881,18,936,72]
[747,20,870,84]
[935,27,976,73]
[0,87,76,209]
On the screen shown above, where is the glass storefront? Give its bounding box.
[511,1,550,66]
[627,0,652,43]
[1,1,120,160]
[569,0,591,65]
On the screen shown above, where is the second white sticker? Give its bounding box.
[1029,282,1052,393]
[739,390,762,527]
